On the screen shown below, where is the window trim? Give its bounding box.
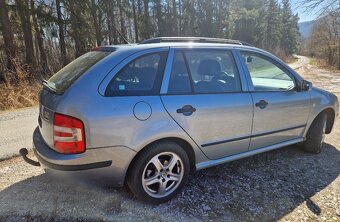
[238,50,299,93]
[104,51,168,97]
[164,48,244,95]
[181,51,195,94]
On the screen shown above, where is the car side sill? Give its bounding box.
[196,137,303,170]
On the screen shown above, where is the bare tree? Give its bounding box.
[132,0,139,42]
[56,0,67,66]
[300,0,340,12]
[16,0,35,69]
[31,0,49,77]
[0,0,17,77]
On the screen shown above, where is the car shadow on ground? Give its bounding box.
[0,143,339,221]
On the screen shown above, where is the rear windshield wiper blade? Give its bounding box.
[42,79,58,94]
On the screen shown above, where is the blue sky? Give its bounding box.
[291,0,323,22]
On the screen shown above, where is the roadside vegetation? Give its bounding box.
[300,1,340,70]
[0,0,338,111]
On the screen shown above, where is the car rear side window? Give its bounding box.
[106,52,167,96]
[168,50,242,94]
[46,51,111,94]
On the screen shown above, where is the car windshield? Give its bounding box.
[46,51,112,94]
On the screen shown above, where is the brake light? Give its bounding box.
[53,113,85,154]
[91,46,101,51]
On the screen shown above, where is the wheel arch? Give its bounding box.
[125,137,196,184]
[306,107,335,135]
[323,108,336,134]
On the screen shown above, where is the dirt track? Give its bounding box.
[0,56,339,222]
[0,107,38,160]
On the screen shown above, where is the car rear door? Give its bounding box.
[161,48,253,160]
[239,50,310,150]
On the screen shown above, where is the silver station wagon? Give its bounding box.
[21,37,338,204]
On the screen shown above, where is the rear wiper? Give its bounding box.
[42,79,57,94]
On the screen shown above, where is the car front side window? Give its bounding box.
[241,51,296,91]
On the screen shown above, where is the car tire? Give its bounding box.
[302,113,327,154]
[127,141,190,204]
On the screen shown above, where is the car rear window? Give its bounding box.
[45,51,112,94]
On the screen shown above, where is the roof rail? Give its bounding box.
[139,37,253,46]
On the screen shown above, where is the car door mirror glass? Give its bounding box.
[301,80,312,91]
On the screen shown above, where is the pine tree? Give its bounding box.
[265,0,281,51]
[280,0,299,55]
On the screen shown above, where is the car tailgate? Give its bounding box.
[38,88,63,151]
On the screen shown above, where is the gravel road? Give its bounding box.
[0,56,339,222]
[0,107,38,160]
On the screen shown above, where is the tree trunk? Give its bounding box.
[55,0,67,66]
[30,0,49,78]
[338,38,340,70]
[118,0,126,43]
[172,0,177,35]
[0,0,17,81]
[155,0,163,36]
[69,0,86,57]
[106,0,118,45]
[91,0,102,46]
[143,0,150,39]
[178,0,182,36]
[132,0,139,42]
[16,0,35,69]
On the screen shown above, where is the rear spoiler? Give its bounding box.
[91,46,117,52]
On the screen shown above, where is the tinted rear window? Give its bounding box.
[46,51,111,93]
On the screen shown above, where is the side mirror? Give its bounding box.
[299,80,312,91]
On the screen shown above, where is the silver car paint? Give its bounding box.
[248,91,310,150]
[304,87,338,136]
[35,43,339,186]
[33,127,136,186]
[161,47,253,160]
[39,45,146,151]
[161,94,253,159]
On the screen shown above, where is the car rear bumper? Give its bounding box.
[33,127,136,187]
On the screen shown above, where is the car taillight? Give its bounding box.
[53,113,85,154]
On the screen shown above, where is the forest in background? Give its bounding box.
[0,0,338,110]
[0,0,301,84]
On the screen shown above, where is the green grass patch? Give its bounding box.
[309,58,317,66]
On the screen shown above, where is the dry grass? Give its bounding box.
[0,83,41,111]
[0,58,41,111]
[309,57,339,71]
[284,56,298,64]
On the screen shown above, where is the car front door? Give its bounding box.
[239,50,310,150]
[161,48,253,160]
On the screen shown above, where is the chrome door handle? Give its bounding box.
[176,105,196,116]
[255,100,268,109]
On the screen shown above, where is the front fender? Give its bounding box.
[303,87,338,137]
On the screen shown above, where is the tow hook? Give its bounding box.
[19,148,41,166]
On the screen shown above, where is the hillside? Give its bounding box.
[298,20,317,38]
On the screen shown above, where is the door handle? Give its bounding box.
[255,100,268,109]
[177,105,196,116]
